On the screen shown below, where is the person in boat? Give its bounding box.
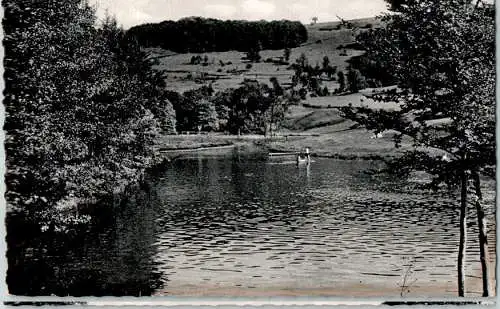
[296,148,311,165]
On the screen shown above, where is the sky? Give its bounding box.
[90,0,389,29]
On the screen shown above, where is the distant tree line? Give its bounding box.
[127,17,308,53]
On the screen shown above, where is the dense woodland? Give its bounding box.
[127,17,308,52]
[3,0,176,226]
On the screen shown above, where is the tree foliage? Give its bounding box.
[127,17,308,53]
[346,68,367,93]
[337,71,346,92]
[341,0,495,296]
[3,0,176,220]
[345,0,495,172]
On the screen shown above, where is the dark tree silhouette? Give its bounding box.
[127,18,308,53]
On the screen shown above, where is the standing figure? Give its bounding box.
[296,147,311,166]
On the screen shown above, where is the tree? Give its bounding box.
[270,77,284,96]
[296,53,308,68]
[322,56,330,71]
[224,81,278,134]
[346,68,367,93]
[265,77,289,136]
[194,99,218,132]
[311,17,318,25]
[246,41,262,62]
[342,0,495,297]
[283,47,291,62]
[3,0,176,225]
[337,71,346,92]
[172,86,215,131]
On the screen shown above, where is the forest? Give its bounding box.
[3,0,176,227]
[127,17,308,52]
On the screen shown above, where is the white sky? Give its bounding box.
[90,0,389,29]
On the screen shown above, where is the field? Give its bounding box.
[149,17,409,159]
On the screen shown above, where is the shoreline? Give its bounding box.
[154,132,404,162]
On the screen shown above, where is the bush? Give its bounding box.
[284,48,291,61]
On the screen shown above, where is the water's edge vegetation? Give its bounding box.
[3,2,303,232]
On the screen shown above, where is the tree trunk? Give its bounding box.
[458,171,467,297]
[472,171,491,297]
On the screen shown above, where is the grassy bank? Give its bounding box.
[153,128,409,161]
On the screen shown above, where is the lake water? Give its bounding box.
[7,147,496,297]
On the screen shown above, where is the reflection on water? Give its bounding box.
[7,189,163,296]
[7,147,496,296]
[152,148,496,296]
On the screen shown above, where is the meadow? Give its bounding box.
[148,18,408,159]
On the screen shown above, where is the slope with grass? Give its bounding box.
[148,19,375,93]
[147,17,407,159]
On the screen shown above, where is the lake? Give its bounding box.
[7,147,496,297]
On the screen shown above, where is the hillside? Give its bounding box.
[148,18,378,93]
[147,17,406,158]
